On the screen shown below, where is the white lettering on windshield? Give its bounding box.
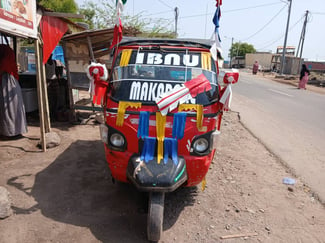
[147,53,163,65]
[136,52,199,67]
[165,54,181,65]
[184,54,199,66]
[148,82,157,101]
[129,81,196,103]
[130,82,141,100]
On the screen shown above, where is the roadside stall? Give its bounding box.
[61,28,116,117]
[61,27,137,119]
[0,0,39,144]
[0,1,84,151]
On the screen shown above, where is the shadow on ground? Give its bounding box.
[7,140,197,242]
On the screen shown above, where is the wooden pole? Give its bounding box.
[40,50,51,133]
[87,36,95,61]
[62,41,76,122]
[34,39,46,152]
[86,35,95,112]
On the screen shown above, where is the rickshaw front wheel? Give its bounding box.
[147,192,165,242]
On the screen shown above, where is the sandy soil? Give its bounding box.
[0,111,325,243]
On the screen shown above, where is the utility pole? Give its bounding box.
[297,10,309,71]
[174,7,179,37]
[280,0,293,75]
[230,37,234,68]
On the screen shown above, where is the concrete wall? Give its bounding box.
[246,53,273,70]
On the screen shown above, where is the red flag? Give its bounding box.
[184,74,212,97]
[156,74,211,115]
[110,18,123,49]
[41,16,68,64]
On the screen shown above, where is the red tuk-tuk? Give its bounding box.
[98,38,238,241]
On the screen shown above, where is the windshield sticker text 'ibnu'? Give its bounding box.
[136,53,199,67]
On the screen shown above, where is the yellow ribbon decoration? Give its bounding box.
[116,101,141,126]
[120,49,132,67]
[156,112,166,164]
[178,104,203,130]
[201,176,207,191]
[201,52,211,71]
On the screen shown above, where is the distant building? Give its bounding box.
[245,46,301,75]
[303,61,325,72]
[230,56,245,68]
[246,52,273,71]
[276,46,296,56]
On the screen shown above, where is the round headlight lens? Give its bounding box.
[110,133,125,147]
[193,138,209,153]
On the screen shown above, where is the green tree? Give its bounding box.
[77,2,96,29]
[78,0,175,37]
[230,42,256,58]
[37,0,78,13]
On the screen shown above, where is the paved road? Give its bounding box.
[231,71,325,203]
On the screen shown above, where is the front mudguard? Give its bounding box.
[126,155,187,192]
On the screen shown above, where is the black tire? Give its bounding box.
[147,192,165,242]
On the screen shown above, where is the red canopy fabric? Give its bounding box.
[0,44,19,80]
[41,16,68,64]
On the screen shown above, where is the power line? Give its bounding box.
[179,1,285,19]
[257,15,304,50]
[241,4,287,41]
[310,11,325,15]
[143,10,174,17]
[157,0,173,10]
[223,1,285,13]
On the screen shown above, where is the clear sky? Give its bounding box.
[76,0,325,61]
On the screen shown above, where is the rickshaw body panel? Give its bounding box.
[103,38,223,189]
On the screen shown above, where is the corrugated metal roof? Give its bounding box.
[62,28,115,59]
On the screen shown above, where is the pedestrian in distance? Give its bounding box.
[298,64,310,90]
[252,60,259,75]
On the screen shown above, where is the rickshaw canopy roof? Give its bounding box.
[118,37,214,50]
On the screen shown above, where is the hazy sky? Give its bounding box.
[76,0,325,61]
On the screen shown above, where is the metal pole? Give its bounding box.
[230,37,234,68]
[174,7,179,37]
[280,0,293,75]
[299,11,309,60]
[298,10,309,73]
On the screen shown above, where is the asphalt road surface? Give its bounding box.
[231,71,325,203]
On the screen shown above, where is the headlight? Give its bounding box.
[110,133,125,147]
[193,138,209,153]
[99,124,108,144]
[211,130,221,149]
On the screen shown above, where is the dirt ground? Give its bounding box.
[1,110,325,243]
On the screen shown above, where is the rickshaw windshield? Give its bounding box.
[110,49,219,105]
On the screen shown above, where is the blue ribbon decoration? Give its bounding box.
[172,112,187,139]
[164,137,178,165]
[140,137,156,163]
[137,111,149,138]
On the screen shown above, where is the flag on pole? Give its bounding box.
[212,0,222,52]
[110,18,123,49]
[110,0,127,49]
[219,84,232,111]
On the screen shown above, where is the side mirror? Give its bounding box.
[223,70,239,84]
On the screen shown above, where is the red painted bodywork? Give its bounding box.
[103,42,225,187]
